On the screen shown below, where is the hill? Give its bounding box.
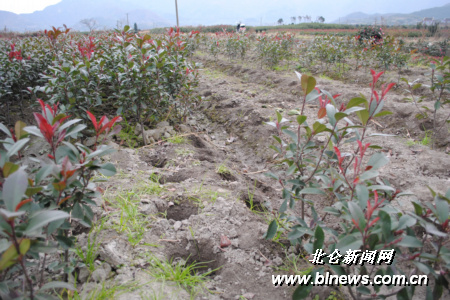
[334,3,450,25]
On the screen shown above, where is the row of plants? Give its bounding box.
[264,70,449,299]
[1,26,202,145]
[0,25,205,298]
[0,100,121,298]
[197,30,410,72]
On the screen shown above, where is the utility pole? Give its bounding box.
[126,13,129,26]
[175,0,179,27]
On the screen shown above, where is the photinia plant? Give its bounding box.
[0,99,120,299]
[264,70,449,299]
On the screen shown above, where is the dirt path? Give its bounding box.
[74,51,449,300]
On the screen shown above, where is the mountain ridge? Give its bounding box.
[1,1,449,32]
[334,3,450,25]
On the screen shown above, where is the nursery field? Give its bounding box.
[0,26,449,300]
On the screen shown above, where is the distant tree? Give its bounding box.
[134,22,139,33]
[298,16,302,23]
[278,18,284,25]
[80,18,98,33]
[291,16,296,24]
[318,16,325,23]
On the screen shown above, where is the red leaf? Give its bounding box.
[15,199,32,211]
[368,216,380,228]
[86,111,98,131]
[317,107,327,119]
[34,113,54,144]
[352,218,359,229]
[53,181,66,192]
[382,83,396,98]
[58,196,71,206]
[99,116,122,135]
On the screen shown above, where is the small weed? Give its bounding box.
[319,74,333,80]
[406,131,432,147]
[146,255,219,297]
[105,178,162,246]
[175,148,194,157]
[191,160,201,166]
[167,135,187,144]
[73,222,104,272]
[62,281,138,300]
[117,116,140,148]
[276,252,312,276]
[216,163,231,175]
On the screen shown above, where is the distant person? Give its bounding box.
[237,23,241,33]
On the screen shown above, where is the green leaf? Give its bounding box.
[396,287,410,300]
[305,89,320,102]
[312,122,327,134]
[359,170,379,181]
[265,220,278,240]
[299,188,326,195]
[2,162,19,178]
[19,239,30,255]
[346,97,367,109]
[276,111,282,123]
[356,109,369,125]
[306,76,316,95]
[3,167,28,212]
[397,235,423,248]
[337,235,363,254]
[288,110,301,115]
[86,145,115,159]
[57,119,82,132]
[0,244,19,270]
[6,138,29,159]
[313,226,324,252]
[335,112,347,122]
[25,211,69,235]
[357,286,371,295]
[326,104,337,126]
[424,223,447,237]
[292,284,313,300]
[15,121,28,139]
[434,195,449,224]
[35,164,53,184]
[355,185,369,208]
[367,185,396,192]
[0,123,12,137]
[397,215,416,230]
[264,172,279,180]
[348,202,366,229]
[378,211,391,240]
[65,124,87,138]
[367,152,389,170]
[0,209,25,220]
[288,227,313,240]
[39,281,75,291]
[98,163,117,177]
[374,111,393,118]
[427,186,436,197]
[72,202,84,220]
[24,126,44,138]
[297,115,307,125]
[413,261,433,275]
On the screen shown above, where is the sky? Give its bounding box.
[0,0,448,22]
[0,0,61,14]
